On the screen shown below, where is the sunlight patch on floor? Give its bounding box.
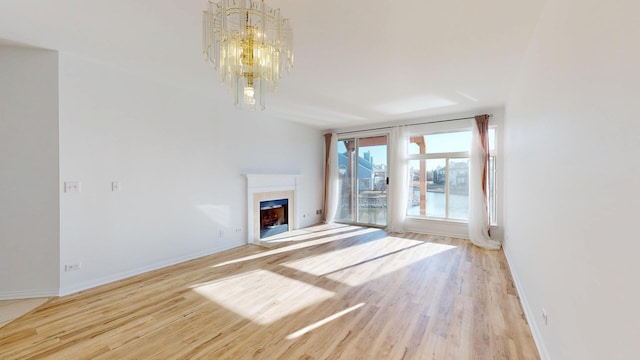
[286,303,365,339]
[259,224,356,244]
[283,237,456,287]
[281,236,423,277]
[211,227,380,268]
[193,269,334,325]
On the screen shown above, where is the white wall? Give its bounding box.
[504,0,640,359]
[0,45,60,298]
[58,53,323,294]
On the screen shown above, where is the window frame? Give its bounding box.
[407,128,497,225]
[408,147,471,222]
[335,132,390,228]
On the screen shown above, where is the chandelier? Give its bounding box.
[202,0,294,111]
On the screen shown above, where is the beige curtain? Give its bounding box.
[468,115,501,249]
[476,114,491,235]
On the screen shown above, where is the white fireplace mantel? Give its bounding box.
[245,174,299,244]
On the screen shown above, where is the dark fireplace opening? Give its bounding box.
[259,198,289,239]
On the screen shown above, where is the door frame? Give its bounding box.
[335,131,390,228]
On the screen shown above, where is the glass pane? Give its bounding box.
[356,136,387,226]
[448,158,469,220]
[426,159,446,218]
[409,131,471,155]
[408,159,446,218]
[425,131,471,154]
[408,137,424,155]
[336,139,355,223]
[407,159,423,216]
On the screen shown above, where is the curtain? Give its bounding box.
[323,134,332,222]
[324,133,339,223]
[387,126,408,233]
[468,115,501,249]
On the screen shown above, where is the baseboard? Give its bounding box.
[502,244,551,360]
[403,225,469,240]
[58,243,241,296]
[0,289,59,300]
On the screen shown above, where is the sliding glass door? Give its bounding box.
[336,136,388,227]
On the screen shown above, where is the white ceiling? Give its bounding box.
[0,0,546,129]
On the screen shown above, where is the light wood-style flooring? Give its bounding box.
[0,224,539,359]
[0,298,49,329]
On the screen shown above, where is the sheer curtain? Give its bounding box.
[387,126,408,233]
[324,133,339,224]
[468,115,501,249]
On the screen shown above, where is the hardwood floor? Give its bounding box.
[0,225,539,359]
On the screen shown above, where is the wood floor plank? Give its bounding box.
[0,226,539,359]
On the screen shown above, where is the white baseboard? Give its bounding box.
[403,224,469,240]
[59,243,241,296]
[502,244,551,360]
[0,289,59,300]
[403,217,470,239]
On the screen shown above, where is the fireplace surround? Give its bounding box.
[245,174,298,244]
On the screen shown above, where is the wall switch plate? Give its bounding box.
[111,181,121,192]
[64,181,81,193]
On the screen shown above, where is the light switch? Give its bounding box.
[111,181,121,192]
[64,181,81,193]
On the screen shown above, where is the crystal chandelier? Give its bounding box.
[202,0,294,111]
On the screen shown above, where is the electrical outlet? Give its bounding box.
[64,181,81,193]
[542,309,548,326]
[235,228,242,233]
[111,181,121,192]
[65,263,81,272]
[316,209,323,215]
[219,230,224,239]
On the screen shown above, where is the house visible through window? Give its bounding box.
[408,129,496,224]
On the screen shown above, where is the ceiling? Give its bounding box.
[0,0,546,129]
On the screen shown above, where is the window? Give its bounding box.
[408,129,496,223]
[336,136,388,227]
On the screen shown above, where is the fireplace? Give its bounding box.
[245,174,298,244]
[259,199,289,239]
